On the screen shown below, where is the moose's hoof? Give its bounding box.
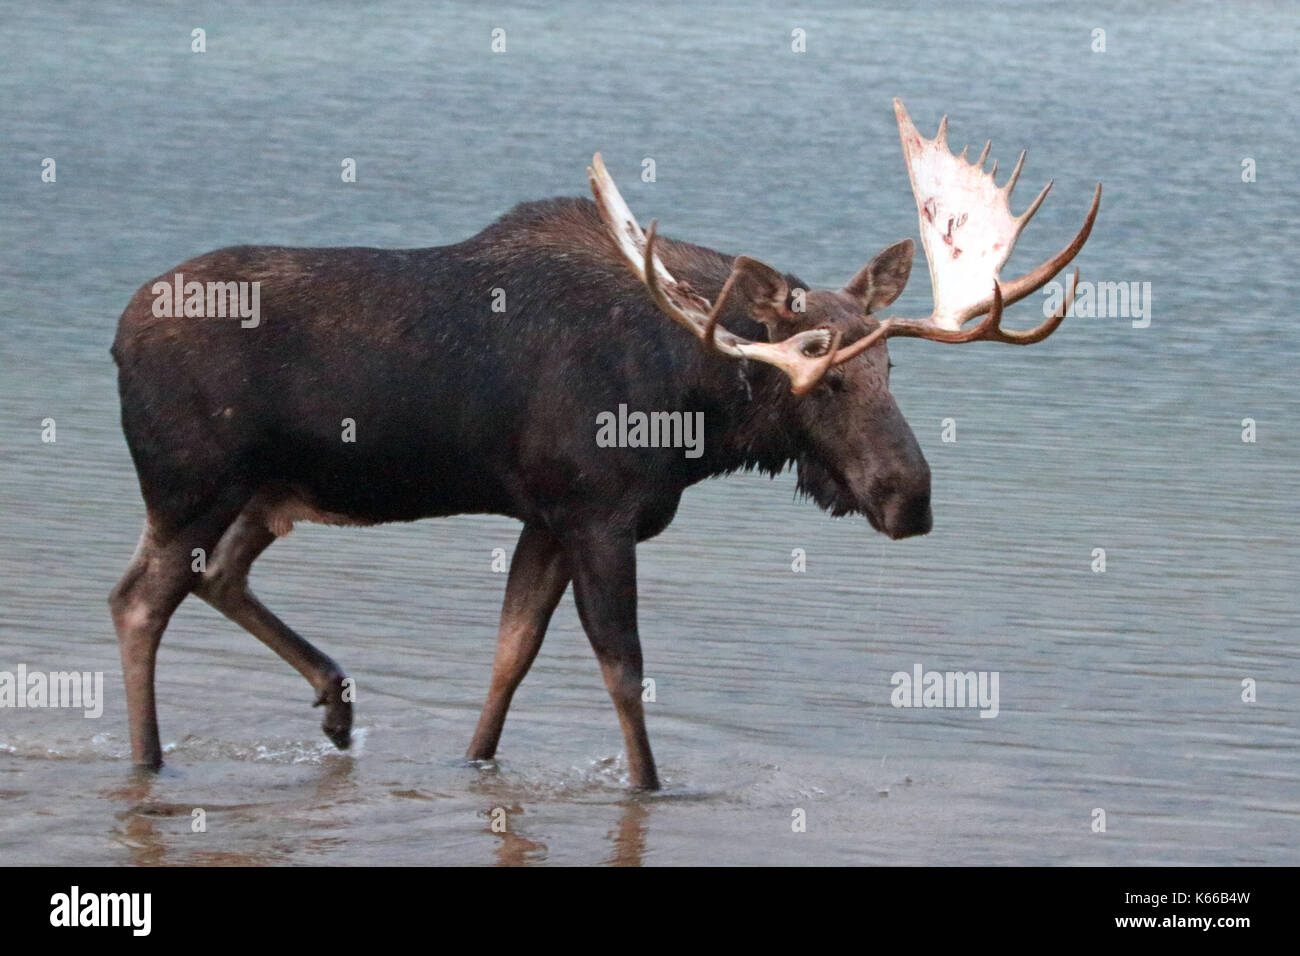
[313,676,353,751]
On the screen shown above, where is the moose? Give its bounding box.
[110,101,1099,789]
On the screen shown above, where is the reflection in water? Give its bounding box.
[104,759,360,866]
[467,765,550,865]
[603,801,650,867]
[466,761,652,866]
[479,797,651,866]
[486,803,548,867]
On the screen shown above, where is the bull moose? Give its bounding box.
[110,100,1099,789]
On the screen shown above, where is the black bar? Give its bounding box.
[7,866,1282,941]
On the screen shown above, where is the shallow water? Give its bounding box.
[1,1,1297,865]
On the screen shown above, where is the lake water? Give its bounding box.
[1,0,1297,865]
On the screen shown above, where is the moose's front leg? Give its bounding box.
[566,529,659,791]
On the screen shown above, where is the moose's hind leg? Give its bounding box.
[195,505,353,750]
[110,509,240,770]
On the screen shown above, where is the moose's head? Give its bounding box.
[589,99,1100,540]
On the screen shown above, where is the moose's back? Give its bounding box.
[111,198,732,536]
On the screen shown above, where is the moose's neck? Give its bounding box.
[687,351,803,483]
[635,236,807,484]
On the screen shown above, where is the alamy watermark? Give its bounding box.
[595,404,704,459]
[1043,279,1151,328]
[151,272,261,327]
[890,663,999,718]
[50,886,150,936]
[0,664,104,717]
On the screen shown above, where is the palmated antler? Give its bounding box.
[588,154,843,394]
[830,99,1101,366]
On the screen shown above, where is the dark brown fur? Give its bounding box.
[109,197,929,789]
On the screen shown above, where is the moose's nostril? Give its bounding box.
[884,492,932,540]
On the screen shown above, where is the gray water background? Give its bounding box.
[0,1,1296,864]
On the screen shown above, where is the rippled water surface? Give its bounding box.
[1,1,1297,864]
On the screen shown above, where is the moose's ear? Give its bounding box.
[843,239,914,313]
[731,255,794,337]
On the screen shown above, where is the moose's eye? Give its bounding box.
[800,330,833,358]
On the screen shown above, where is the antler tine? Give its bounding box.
[701,254,748,353]
[1004,149,1026,195]
[975,267,1080,344]
[641,219,703,341]
[1016,179,1052,232]
[643,219,740,354]
[995,266,1079,344]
